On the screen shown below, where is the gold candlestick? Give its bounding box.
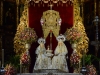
[50,31,52,50]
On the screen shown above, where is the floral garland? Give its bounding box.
[20,51,30,66]
[65,27,82,44]
[52,0,59,3]
[30,0,74,4]
[70,52,81,68]
[61,0,68,3]
[33,0,41,3]
[4,64,16,75]
[86,65,97,75]
[18,27,37,44]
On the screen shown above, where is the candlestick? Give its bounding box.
[50,31,52,50]
[2,49,4,68]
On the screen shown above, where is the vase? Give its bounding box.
[25,43,31,51]
[71,43,77,52]
[73,68,79,73]
[25,43,31,49]
[21,64,29,73]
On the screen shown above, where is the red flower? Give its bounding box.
[20,51,30,65]
[86,65,97,75]
[18,27,37,44]
[65,27,82,44]
[70,52,80,68]
[4,64,16,75]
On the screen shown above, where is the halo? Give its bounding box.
[56,34,66,42]
[38,37,46,44]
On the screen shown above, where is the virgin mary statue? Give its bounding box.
[52,34,69,72]
[34,37,48,70]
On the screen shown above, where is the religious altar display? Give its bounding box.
[33,34,69,72]
[14,0,89,75]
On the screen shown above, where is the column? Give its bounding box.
[0,0,3,26]
[16,0,19,26]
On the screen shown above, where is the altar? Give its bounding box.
[17,69,82,75]
[17,73,83,75]
[14,0,89,74]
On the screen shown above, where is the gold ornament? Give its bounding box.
[41,10,61,38]
[14,0,89,56]
[14,0,29,55]
[73,1,89,57]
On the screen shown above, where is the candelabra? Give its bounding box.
[0,28,5,75]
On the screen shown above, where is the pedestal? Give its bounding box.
[18,69,83,75]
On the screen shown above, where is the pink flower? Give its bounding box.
[18,27,37,44]
[65,27,82,44]
[4,64,16,75]
[86,65,97,75]
[20,51,30,65]
[70,52,80,68]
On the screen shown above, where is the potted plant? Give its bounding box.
[81,54,98,75]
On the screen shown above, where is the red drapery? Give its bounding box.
[29,4,73,73]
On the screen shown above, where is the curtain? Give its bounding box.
[29,4,73,72]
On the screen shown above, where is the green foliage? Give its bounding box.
[84,54,92,65]
[5,55,20,69]
[82,54,100,65]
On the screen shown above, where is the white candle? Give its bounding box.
[2,49,4,67]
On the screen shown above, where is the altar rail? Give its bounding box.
[17,73,83,75]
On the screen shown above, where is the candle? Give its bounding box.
[2,49,4,67]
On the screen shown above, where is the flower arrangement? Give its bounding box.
[20,51,30,66]
[65,27,82,44]
[70,52,81,68]
[86,65,97,75]
[82,54,97,75]
[4,64,16,75]
[18,27,37,44]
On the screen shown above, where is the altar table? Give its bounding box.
[17,69,83,75]
[17,73,83,75]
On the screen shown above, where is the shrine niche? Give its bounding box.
[14,0,89,73]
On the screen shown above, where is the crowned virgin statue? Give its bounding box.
[52,34,69,72]
[34,37,48,70]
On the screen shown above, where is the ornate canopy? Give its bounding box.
[41,10,61,38]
